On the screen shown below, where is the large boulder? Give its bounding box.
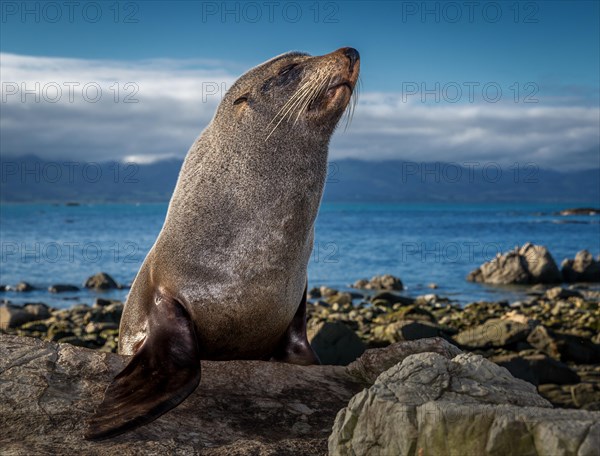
[467,243,562,285]
[562,250,600,283]
[84,272,120,290]
[329,352,600,456]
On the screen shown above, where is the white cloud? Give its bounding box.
[1,53,598,170]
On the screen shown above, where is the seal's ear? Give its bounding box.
[84,293,201,440]
[233,93,250,105]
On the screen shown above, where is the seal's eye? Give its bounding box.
[233,94,249,105]
[278,64,297,76]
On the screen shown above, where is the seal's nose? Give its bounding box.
[340,47,360,72]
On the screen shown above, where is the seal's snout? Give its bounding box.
[340,47,360,72]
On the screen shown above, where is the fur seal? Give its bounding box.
[85,46,360,440]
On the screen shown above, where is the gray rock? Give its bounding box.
[345,337,461,384]
[389,320,450,341]
[329,352,600,456]
[562,250,600,283]
[352,274,403,291]
[519,243,563,284]
[454,318,532,349]
[93,298,122,308]
[84,272,119,290]
[23,302,51,319]
[545,286,583,300]
[369,291,414,306]
[308,321,366,365]
[0,335,458,454]
[48,284,79,293]
[468,250,530,284]
[467,243,562,285]
[14,281,35,292]
[571,383,600,410]
[0,303,50,330]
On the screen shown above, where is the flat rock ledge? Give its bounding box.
[329,351,600,456]
[0,335,454,455]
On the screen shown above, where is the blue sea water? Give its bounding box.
[0,202,598,309]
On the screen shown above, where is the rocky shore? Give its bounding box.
[2,274,599,412]
[1,244,600,454]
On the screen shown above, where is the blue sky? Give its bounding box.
[1,1,599,168]
[3,1,599,93]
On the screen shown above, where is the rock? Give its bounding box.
[468,250,529,284]
[427,283,438,289]
[454,318,532,349]
[519,243,563,283]
[58,335,105,349]
[48,284,79,293]
[14,281,35,292]
[19,321,50,333]
[562,250,600,283]
[545,286,583,300]
[490,353,580,386]
[372,320,451,345]
[308,322,366,365]
[319,286,337,298]
[351,279,369,289]
[375,305,436,324]
[537,383,576,408]
[307,287,321,299]
[369,291,414,306]
[527,325,600,364]
[83,272,119,290]
[23,302,51,319]
[559,207,600,216]
[570,383,600,410]
[0,335,459,454]
[324,292,353,306]
[467,243,561,285]
[93,298,122,308]
[0,304,44,329]
[0,285,7,292]
[352,274,403,291]
[345,337,461,384]
[329,351,600,456]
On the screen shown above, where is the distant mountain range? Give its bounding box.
[1,155,598,203]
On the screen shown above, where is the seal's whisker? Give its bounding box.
[343,75,361,131]
[267,73,326,139]
[268,78,317,127]
[295,74,328,125]
[267,82,317,140]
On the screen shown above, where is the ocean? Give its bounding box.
[1,202,598,308]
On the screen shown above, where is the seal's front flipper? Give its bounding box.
[85,293,201,440]
[271,284,320,366]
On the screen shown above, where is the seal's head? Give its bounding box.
[215,47,360,142]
